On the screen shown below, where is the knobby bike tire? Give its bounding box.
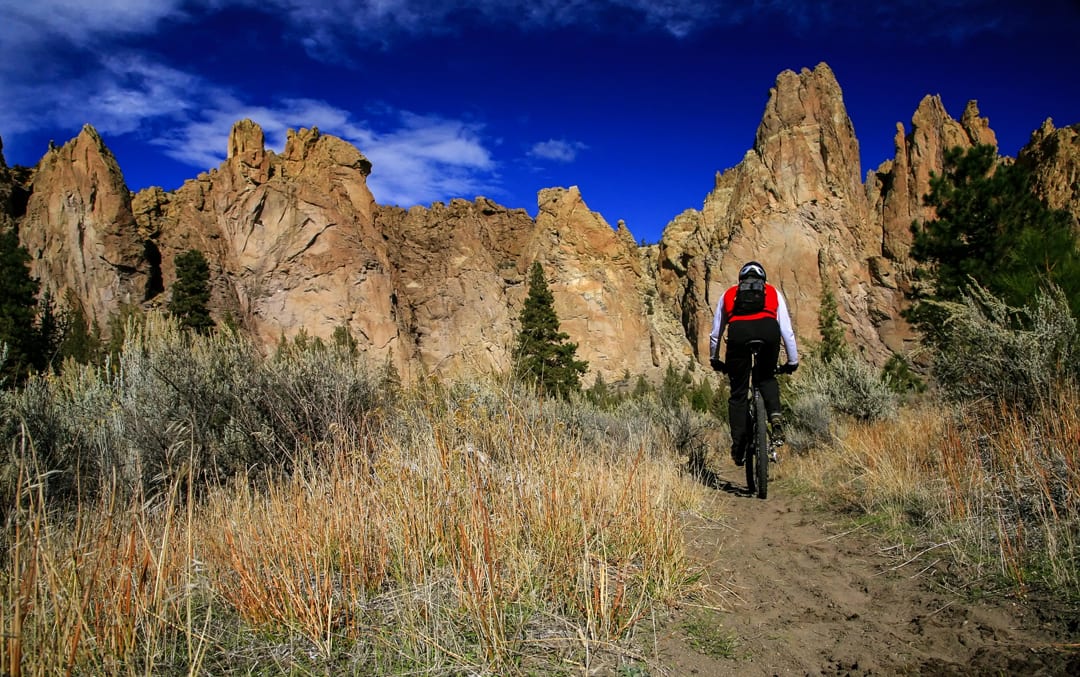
[743,406,757,494]
[754,391,769,499]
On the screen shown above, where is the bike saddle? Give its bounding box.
[745,338,767,353]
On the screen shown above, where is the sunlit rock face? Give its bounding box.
[19,125,150,328]
[1019,119,1080,230]
[15,64,1075,381]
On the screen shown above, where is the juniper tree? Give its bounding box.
[816,283,847,363]
[0,226,39,382]
[909,144,1080,338]
[513,261,587,399]
[169,249,215,333]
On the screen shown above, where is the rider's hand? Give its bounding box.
[710,358,726,373]
[778,361,798,375]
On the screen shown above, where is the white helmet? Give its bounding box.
[738,261,766,282]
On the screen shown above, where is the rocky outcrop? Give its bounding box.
[13,65,1077,383]
[19,125,150,328]
[374,197,537,375]
[1019,120,1080,228]
[0,137,28,233]
[373,188,689,380]
[658,63,888,363]
[529,187,685,377]
[867,97,997,262]
[133,121,409,371]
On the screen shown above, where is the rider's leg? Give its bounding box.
[746,319,782,417]
[725,332,753,464]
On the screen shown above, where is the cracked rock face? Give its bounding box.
[19,125,149,328]
[14,64,1077,381]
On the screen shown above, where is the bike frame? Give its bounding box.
[742,339,774,499]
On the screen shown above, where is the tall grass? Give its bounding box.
[788,389,1080,598]
[0,318,705,675]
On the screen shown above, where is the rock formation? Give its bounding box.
[1019,120,1080,228]
[658,63,887,363]
[18,125,150,328]
[10,64,1078,383]
[133,122,409,371]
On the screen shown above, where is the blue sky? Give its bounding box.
[2,1,1078,244]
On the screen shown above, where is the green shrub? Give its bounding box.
[786,353,898,452]
[0,316,389,502]
[927,283,1078,408]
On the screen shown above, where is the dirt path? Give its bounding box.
[645,463,1080,676]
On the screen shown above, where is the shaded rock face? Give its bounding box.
[1020,120,1080,229]
[19,126,150,328]
[0,137,32,233]
[374,187,688,380]
[134,122,408,371]
[14,66,1077,382]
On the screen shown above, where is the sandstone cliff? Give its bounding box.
[1018,119,1080,229]
[133,121,411,371]
[12,64,1078,383]
[19,126,150,328]
[658,63,886,363]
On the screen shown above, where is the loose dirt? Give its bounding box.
[642,462,1080,676]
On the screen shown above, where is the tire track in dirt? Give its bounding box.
[651,463,1080,676]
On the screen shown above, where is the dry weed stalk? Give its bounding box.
[790,387,1080,595]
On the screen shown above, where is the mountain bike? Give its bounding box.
[740,339,783,499]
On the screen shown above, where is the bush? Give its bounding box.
[928,283,1078,408]
[0,316,390,502]
[786,353,899,452]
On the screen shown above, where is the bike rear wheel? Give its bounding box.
[744,433,756,495]
[754,391,769,499]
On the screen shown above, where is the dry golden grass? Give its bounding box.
[1,379,707,675]
[787,386,1080,596]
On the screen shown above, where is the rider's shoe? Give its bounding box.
[730,445,745,467]
[769,413,785,446]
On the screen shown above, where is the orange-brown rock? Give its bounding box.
[1019,120,1080,229]
[19,125,150,328]
[374,187,689,381]
[867,97,997,262]
[133,121,408,371]
[12,65,1077,385]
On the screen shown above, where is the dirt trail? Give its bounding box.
[648,463,1079,676]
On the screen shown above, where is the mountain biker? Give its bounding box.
[709,261,799,466]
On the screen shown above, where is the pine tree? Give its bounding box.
[909,144,1080,330]
[513,261,587,398]
[169,249,215,333]
[0,227,40,383]
[816,283,847,363]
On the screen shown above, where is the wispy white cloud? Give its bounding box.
[528,139,588,163]
[0,0,186,48]
[355,113,497,206]
[150,97,497,207]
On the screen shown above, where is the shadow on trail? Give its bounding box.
[687,464,755,498]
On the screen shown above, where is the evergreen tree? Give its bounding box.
[58,293,101,365]
[632,374,652,398]
[816,283,847,363]
[909,144,1080,333]
[513,261,588,398]
[659,362,689,409]
[169,249,215,333]
[0,227,40,382]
